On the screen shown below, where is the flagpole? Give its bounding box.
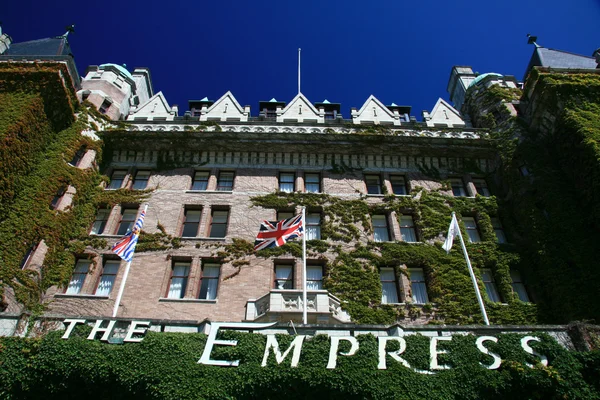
[302,207,307,324]
[112,204,148,318]
[453,212,490,326]
[298,48,301,94]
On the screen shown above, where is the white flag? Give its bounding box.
[442,214,460,253]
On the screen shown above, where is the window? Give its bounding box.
[274,264,294,289]
[167,262,190,299]
[199,263,220,300]
[99,99,111,114]
[182,208,202,237]
[117,208,138,236]
[491,218,507,243]
[107,170,127,189]
[305,173,321,193]
[306,213,321,240]
[277,211,294,221]
[132,170,150,190]
[380,267,399,304]
[69,146,86,167]
[450,178,466,197]
[216,171,234,191]
[481,268,501,302]
[50,186,66,210]
[409,268,429,304]
[307,264,323,290]
[463,217,481,243]
[91,208,110,235]
[365,175,382,194]
[192,171,209,191]
[95,259,120,296]
[519,165,530,177]
[66,259,90,295]
[390,176,407,195]
[209,210,229,238]
[279,172,295,193]
[400,215,417,242]
[510,270,530,302]
[473,179,490,197]
[372,215,390,242]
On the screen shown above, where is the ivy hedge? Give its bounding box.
[0,328,599,399]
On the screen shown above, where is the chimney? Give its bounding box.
[593,48,600,68]
[0,23,13,55]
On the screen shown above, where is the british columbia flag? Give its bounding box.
[254,214,304,251]
[112,209,146,262]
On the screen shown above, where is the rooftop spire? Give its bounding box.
[527,33,540,48]
[63,24,75,38]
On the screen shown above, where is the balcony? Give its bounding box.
[245,290,351,324]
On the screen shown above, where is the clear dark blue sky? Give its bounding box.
[3,0,600,119]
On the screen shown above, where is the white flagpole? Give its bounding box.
[452,212,490,325]
[302,206,308,324]
[112,204,148,318]
[298,48,301,94]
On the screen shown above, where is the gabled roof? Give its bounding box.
[129,92,174,118]
[424,98,465,127]
[280,93,320,118]
[205,91,245,115]
[4,36,72,57]
[354,95,395,119]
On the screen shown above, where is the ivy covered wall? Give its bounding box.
[464,69,600,323]
[0,328,599,399]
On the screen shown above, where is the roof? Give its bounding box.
[524,47,597,80]
[99,63,133,80]
[469,72,503,88]
[4,36,72,57]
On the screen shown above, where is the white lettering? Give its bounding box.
[476,336,502,369]
[61,319,86,339]
[199,322,276,367]
[327,336,359,369]
[261,335,305,367]
[377,337,411,370]
[521,336,548,367]
[124,321,151,343]
[87,320,116,341]
[430,336,452,370]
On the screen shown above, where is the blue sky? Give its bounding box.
[3,0,600,119]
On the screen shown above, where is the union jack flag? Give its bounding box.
[254,214,304,251]
[112,209,146,262]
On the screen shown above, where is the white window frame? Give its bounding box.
[400,215,417,242]
[199,263,221,300]
[463,217,481,243]
[481,268,501,302]
[306,213,321,240]
[95,259,120,296]
[380,267,400,304]
[167,261,190,299]
[279,172,295,193]
[66,259,90,295]
[409,268,429,304]
[372,214,390,242]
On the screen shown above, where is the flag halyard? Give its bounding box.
[254,214,304,251]
[113,209,146,262]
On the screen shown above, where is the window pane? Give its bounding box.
[380,267,399,304]
[132,171,150,190]
[305,173,320,193]
[307,265,323,290]
[473,179,490,197]
[365,175,381,194]
[210,211,228,237]
[168,263,189,299]
[510,270,530,302]
[491,218,506,243]
[410,268,429,304]
[275,265,293,289]
[66,260,90,294]
[91,209,109,234]
[182,210,201,237]
[373,215,389,242]
[107,171,126,189]
[306,213,321,240]
[463,217,481,243]
[400,215,417,242]
[192,172,209,191]
[217,172,234,191]
[96,261,119,296]
[451,179,466,197]
[390,176,407,195]
[280,173,295,193]
[199,264,220,300]
[482,269,501,302]
[117,209,138,235]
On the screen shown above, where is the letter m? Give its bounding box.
[261,335,305,367]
